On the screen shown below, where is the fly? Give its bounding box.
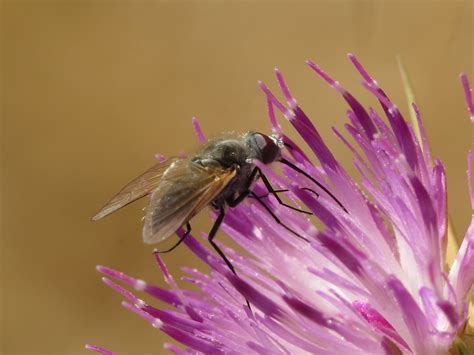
[92,132,346,277]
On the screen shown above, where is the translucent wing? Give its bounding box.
[142,162,236,244]
[92,158,180,221]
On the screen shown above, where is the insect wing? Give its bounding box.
[142,162,236,244]
[92,158,180,221]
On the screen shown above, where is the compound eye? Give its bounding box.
[254,133,280,164]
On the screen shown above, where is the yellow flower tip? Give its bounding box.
[450,335,474,354]
[467,300,474,333]
[396,55,422,146]
[446,217,460,269]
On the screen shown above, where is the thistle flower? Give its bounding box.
[87,55,474,354]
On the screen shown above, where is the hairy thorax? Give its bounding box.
[192,137,256,209]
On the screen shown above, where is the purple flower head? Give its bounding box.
[87,55,474,354]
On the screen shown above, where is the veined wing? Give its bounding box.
[92,158,181,221]
[142,162,236,244]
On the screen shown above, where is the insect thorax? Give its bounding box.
[193,137,251,169]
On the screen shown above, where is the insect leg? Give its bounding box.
[249,188,320,200]
[226,190,250,208]
[208,207,236,274]
[279,158,348,213]
[250,191,309,242]
[258,171,313,215]
[253,188,320,200]
[226,167,259,208]
[248,188,290,199]
[208,207,251,309]
[261,188,289,194]
[155,222,192,254]
[227,168,316,215]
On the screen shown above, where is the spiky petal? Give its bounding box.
[91,56,474,355]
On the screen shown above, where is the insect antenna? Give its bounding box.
[279,158,348,213]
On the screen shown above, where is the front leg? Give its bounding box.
[249,191,309,242]
[226,167,259,207]
[258,171,313,215]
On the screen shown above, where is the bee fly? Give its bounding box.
[92,132,346,276]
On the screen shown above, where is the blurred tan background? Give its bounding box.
[1,1,473,354]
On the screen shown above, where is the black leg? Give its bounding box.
[258,171,313,215]
[227,190,250,208]
[250,187,320,202]
[250,191,309,242]
[155,223,192,254]
[228,168,315,216]
[226,167,259,208]
[208,207,251,309]
[249,189,290,198]
[279,158,348,213]
[208,208,236,274]
[302,187,320,197]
